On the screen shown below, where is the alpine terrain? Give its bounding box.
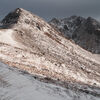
[0,8,100,100]
[49,16,100,53]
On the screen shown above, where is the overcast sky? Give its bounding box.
[0,0,100,21]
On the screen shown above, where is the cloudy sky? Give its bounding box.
[0,0,100,21]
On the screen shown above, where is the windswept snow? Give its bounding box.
[0,29,25,49]
[0,62,100,100]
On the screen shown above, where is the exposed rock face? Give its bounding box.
[49,16,85,38]
[49,16,100,53]
[2,8,21,24]
[0,8,100,93]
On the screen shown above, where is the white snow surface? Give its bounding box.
[0,62,100,100]
[0,29,25,49]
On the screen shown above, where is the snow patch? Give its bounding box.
[0,29,25,49]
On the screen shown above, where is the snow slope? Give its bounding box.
[0,62,100,100]
[0,8,100,91]
[0,29,25,49]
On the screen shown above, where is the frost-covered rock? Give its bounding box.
[49,16,100,53]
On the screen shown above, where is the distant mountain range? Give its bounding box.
[49,16,100,53]
[0,8,100,100]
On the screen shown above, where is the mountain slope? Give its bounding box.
[0,8,100,89]
[1,62,100,100]
[49,16,100,54]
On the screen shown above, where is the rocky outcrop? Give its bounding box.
[49,16,100,53]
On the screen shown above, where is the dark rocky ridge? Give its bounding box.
[2,8,21,25]
[49,16,100,54]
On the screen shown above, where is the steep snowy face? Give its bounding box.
[0,8,100,89]
[49,16,100,53]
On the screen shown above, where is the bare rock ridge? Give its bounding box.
[0,8,100,96]
[2,8,21,25]
[49,16,100,53]
[1,8,43,28]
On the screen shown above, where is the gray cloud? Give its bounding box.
[0,0,100,21]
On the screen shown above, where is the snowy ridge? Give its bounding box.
[0,8,100,99]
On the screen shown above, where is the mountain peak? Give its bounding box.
[86,16,100,26]
[13,8,28,15]
[87,17,95,21]
[15,8,25,12]
[1,8,22,25]
[1,8,34,26]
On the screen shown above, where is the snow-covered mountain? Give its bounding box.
[0,8,100,99]
[49,16,100,53]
